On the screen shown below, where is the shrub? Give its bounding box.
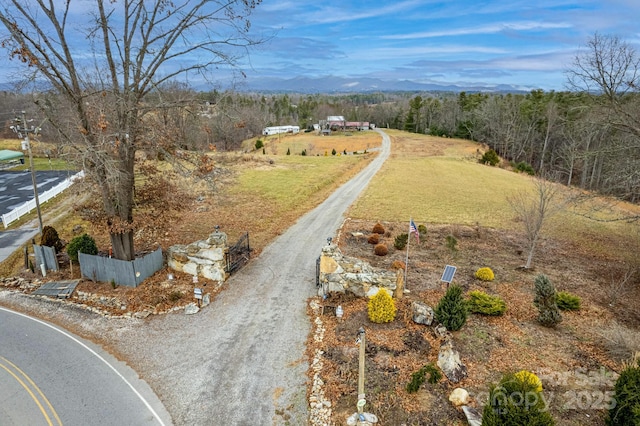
[555,291,581,311]
[301,149,307,156]
[254,139,264,150]
[394,233,408,250]
[482,371,555,426]
[479,149,500,166]
[533,274,562,327]
[343,149,347,155]
[467,290,506,316]
[368,289,396,323]
[435,285,468,331]
[331,148,337,156]
[390,260,406,270]
[601,323,640,362]
[445,235,458,253]
[372,222,386,235]
[286,147,290,155]
[168,291,184,302]
[406,363,442,393]
[374,243,388,256]
[367,234,380,245]
[41,225,63,252]
[607,354,640,425]
[475,267,495,281]
[514,370,543,393]
[514,161,535,175]
[67,233,99,263]
[418,224,427,235]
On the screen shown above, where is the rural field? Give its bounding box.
[1,129,639,424]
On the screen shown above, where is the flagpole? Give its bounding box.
[404,218,411,290]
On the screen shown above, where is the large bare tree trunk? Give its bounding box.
[0,0,263,261]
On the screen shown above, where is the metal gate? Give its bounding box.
[316,256,321,287]
[225,232,251,274]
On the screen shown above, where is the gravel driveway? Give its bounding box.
[0,129,391,425]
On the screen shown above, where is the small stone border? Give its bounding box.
[0,278,189,319]
[308,298,333,426]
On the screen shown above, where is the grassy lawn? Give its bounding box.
[231,154,372,212]
[348,131,640,261]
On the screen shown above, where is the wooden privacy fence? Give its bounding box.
[33,244,58,272]
[79,247,163,287]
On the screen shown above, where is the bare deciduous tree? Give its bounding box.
[508,178,562,269]
[0,0,263,260]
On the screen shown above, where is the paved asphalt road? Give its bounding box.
[0,170,74,219]
[0,307,173,426]
[0,170,74,263]
[0,227,40,264]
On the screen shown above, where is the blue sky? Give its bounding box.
[241,0,640,90]
[2,1,638,92]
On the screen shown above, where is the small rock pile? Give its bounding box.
[75,291,122,310]
[0,277,41,291]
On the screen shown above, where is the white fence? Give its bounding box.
[2,170,85,229]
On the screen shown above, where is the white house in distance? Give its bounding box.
[262,125,300,136]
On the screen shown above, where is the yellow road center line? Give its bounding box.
[0,356,63,426]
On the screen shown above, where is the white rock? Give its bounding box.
[184,303,200,315]
[449,388,470,406]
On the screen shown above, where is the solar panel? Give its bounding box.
[440,265,457,283]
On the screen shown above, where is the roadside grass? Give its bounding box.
[0,139,21,150]
[11,157,75,171]
[0,243,27,277]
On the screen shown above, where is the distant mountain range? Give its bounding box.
[237,75,532,94]
[0,76,532,94]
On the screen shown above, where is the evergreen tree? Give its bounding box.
[435,285,468,331]
[533,274,562,327]
[607,354,640,425]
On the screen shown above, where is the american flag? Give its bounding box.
[410,219,419,244]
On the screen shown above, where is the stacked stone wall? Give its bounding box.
[318,244,397,297]
[167,231,228,282]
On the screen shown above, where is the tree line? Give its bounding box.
[0,4,636,262]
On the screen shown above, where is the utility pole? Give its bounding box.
[12,111,44,237]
